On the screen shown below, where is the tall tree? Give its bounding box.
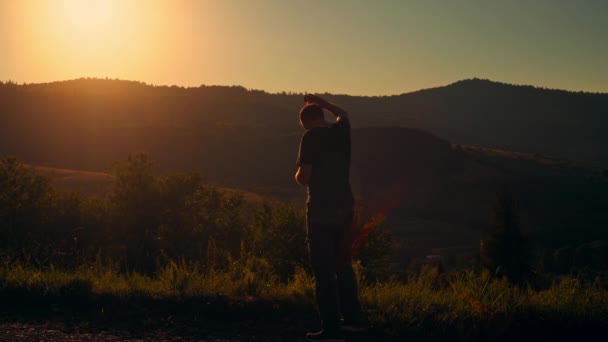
[480,184,531,283]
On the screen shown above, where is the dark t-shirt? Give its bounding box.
[297,117,354,223]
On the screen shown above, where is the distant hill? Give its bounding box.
[1,77,607,166]
[27,164,265,203]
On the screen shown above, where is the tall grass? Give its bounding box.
[1,261,606,339]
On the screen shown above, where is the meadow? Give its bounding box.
[1,154,607,340]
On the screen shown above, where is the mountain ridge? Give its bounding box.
[2,76,606,97]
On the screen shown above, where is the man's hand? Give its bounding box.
[304,94,347,119]
[304,94,330,108]
[295,165,312,186]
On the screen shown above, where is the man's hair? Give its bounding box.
[299,104,325,122]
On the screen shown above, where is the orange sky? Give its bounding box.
[1,0,607,95]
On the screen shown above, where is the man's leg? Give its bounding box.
[335,213,362,323]
[308,221,341,331]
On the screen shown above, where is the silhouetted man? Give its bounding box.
[295,94,363,341]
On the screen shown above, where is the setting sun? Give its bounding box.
[44,0,136,60]
[6,0,191,82]
[59,0,116,32]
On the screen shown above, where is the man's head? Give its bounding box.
[299,104,325,130]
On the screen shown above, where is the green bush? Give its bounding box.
[356,213,393,282]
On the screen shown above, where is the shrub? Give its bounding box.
[0,156,54,262]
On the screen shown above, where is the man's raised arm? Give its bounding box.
[304,94,348,121]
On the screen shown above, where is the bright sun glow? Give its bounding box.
[10,0,184,82]
[46,0,136,55]
[60,0,116,32]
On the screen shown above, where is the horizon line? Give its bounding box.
[1,76,607,97]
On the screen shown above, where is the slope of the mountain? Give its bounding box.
[385,78,608,164]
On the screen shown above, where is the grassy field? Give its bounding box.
[1,261,606,341]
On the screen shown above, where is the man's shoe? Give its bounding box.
[305,329,345,342]
[340,319,366,333]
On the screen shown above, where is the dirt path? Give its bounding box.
[0,321,145,341]
[0,321,303,341]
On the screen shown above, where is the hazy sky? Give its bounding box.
[1,0,607,95]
